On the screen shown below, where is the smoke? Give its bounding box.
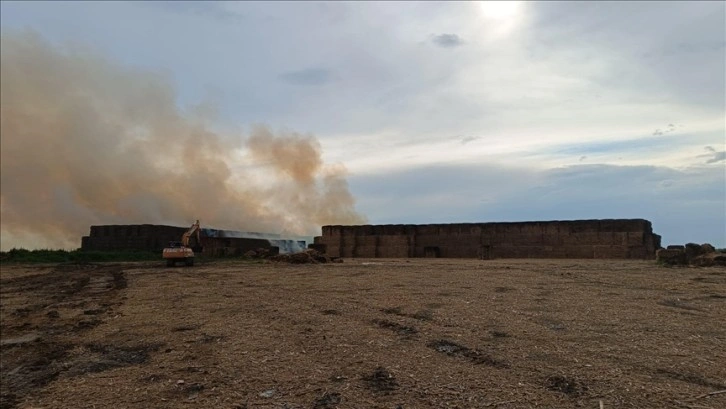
[0,31,366,250]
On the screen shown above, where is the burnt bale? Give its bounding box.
[656,248,686,266]
[242,248,276,259]
[691,252,726,267]
[658,242,725,267]
[255,247,271,256]
[308,243,327,254]
[684,243,706,260]
[268,249,334,264]
[306,249,332,263]
[289,252,314,264]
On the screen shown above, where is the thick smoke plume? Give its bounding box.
[0,32,366,250]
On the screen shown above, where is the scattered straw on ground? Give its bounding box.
[1,258,725,408]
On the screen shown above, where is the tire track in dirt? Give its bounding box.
[0,263,151,409]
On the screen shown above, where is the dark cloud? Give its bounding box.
[459,136,480,145]
[431,33,463,48]
[706,151,725,164]
[653,124,677,136]
[279,68,333,86]
[698,146,725,164]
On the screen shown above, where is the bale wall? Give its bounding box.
[81,224,287,256]
[313,219,661,260]
[82,224,186,251]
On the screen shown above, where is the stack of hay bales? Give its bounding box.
[656,243,725,267]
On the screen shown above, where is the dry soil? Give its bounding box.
[1,258,725,409]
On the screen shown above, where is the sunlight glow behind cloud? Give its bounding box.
[478,1,522,20]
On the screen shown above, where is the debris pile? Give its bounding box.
[242,248,277,259]
[656,243,725,267]
[269,249,342,264]
[241,247,342,264]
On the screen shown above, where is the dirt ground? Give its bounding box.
[1,258,724,409]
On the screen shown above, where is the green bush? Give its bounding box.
[0,248,160,263]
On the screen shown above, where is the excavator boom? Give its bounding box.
[181,220,201,247]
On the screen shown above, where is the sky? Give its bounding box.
[1,1,725,248]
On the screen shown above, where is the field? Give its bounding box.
[1,258,725,409]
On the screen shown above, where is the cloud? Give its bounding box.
[526,2,725,112]
[140,1,243,23]
[663,40,726,56]
[431,33,464,48]
[459,136,480,145]
[278,67,334,86]
[706,152,725,164]
[2,1,721,144]
[553,135,677,156]
[653,123,678,136]
[698,146,725,164]
[705,151,726,164]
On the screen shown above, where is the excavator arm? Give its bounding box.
[181,220,201,248]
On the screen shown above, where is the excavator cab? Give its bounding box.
[162,220,203,267]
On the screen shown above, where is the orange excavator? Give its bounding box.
[162,220,203,267]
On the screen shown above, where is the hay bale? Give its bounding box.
[656,248,686,265]
[684,243,705,260]
[690,252,726,267]
[657,243,725,267]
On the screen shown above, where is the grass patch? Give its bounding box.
[0,248,160,264]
